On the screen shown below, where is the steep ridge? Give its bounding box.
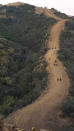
[3,10,70,131]
[35,7,62,20]
[6,2,25,6]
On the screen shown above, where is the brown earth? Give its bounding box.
[35,7,62,20]
[3,10,70,131]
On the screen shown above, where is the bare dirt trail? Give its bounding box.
[35,7,62,20]
[3,20,70,131]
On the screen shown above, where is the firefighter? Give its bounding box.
[32,127,35,131]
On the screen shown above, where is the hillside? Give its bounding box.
[59,19,74,118]
[0,2,73,131]
[3,19,70,131]
[0,3,56,116]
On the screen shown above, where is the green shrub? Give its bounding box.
[59,19,74,118]
[0,4,56,115]
[62,97,74,117]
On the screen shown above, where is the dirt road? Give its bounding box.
[3,20,70,131]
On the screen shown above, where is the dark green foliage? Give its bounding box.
[58,19,74,117]
[62,97,74,117]
[0,4,56,115]
[51,8,69,19]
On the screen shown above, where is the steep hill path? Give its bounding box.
[35,7,62,20]
[3,20,70,131]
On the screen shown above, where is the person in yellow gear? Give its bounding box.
[18,129,24,131]
[16,128,24,131]
[32,127,35,130]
